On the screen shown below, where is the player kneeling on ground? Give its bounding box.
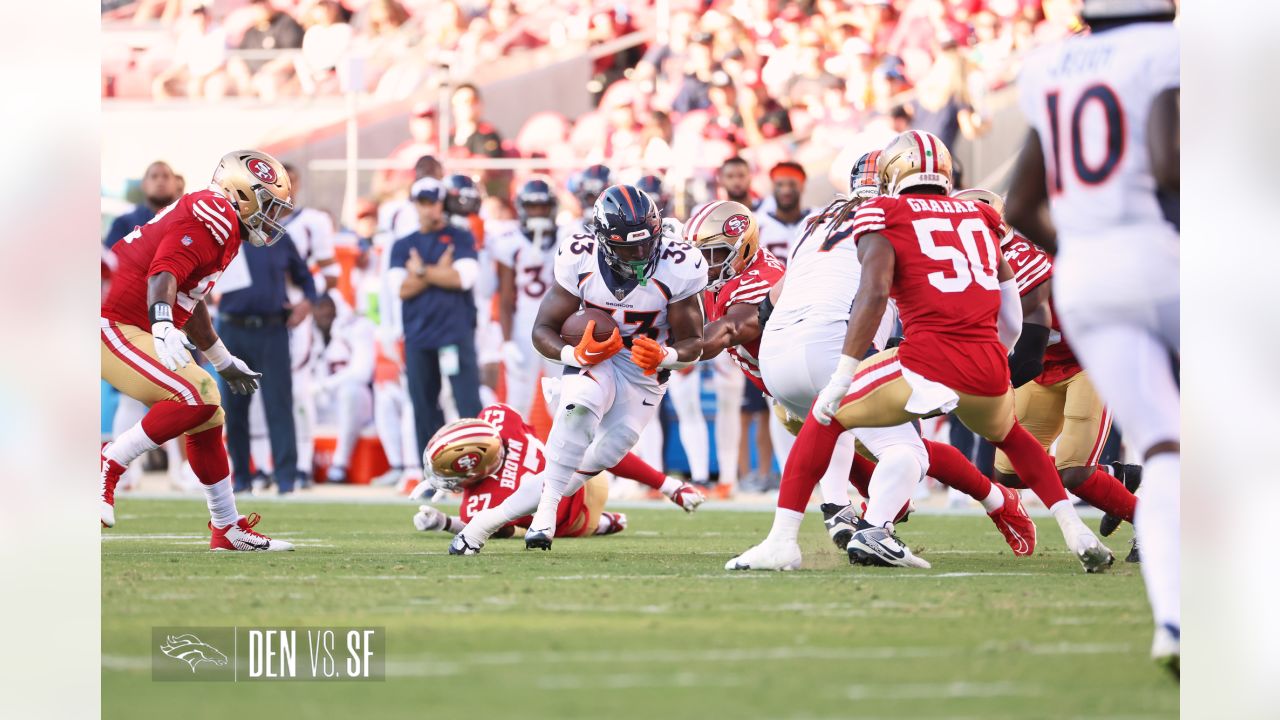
[414,404,704,550]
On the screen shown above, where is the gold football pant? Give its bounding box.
[100,319,224,434]
[992,372,1111,474]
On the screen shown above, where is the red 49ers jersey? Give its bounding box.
[1001,234,1082,386]
[457,404,587,533]
[101,190,243,330]
[851,194,1009,396]
[703,248,784,393]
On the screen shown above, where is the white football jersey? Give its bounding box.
[767,206,896,347]
[552,231,705,382]
[492,224,559,323]
[756,207,810,264]
[1017,22,1179,239]
[312,312,376,384]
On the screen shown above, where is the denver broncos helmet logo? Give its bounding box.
[159,634,229,673]
[247,158,277,183]
[723,214,749,237]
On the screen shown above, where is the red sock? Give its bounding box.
[186,425,229,486]
[923,439,993,501]
[847,453,874,498]
[608,452,666,491]
[140,402,218,446]
[778,410,845,513]
[1073,468,1137,522]
[993,423,1068,507]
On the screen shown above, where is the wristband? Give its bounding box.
[149,302,174,325]
[833,354,859,381]
[655,345,690,371]
[557,345,580,367]
[202,338,234,371]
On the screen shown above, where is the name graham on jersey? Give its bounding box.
[500,438,524,489]
[905,198,982,214]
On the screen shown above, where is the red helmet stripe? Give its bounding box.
[620,186,637,217]
[925,132,940,176]
[912,131,930,174]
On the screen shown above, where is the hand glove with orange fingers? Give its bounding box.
[630,335,681,376]
[563,321,623,367]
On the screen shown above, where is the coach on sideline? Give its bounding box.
[217,232,316,495]
[388,176,483,458]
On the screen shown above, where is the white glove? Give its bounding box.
[202,339,262,395]
[812,355,859,426]
[152,321,195,371]
[501,340,524,368]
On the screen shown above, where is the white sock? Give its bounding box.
[204,477,239,528]
[765,507,804,543]
[659,477,683,496]
[863,448,922,527]
[980,484,1005,513]
[1049,499,1088,537]
[104,423,160,467]
[818,432,857,507]
[1137,452,1180,630]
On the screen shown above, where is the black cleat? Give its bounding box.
[1124,537,1141,563]
[524,528,553,551]
[821,503,857,550]
[1099,463,1143,537]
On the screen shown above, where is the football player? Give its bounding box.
[755,161,812,263]
[804,131,1110,572]
[494,177,562,416]
[413,404,703,539]
[100,149,294,550]
[726,152,1036,571]
[1004,0,1180,668]
[449,184,706,554]
[956,188,1142,553]
[306,292,376,484]
[557,164,612,246]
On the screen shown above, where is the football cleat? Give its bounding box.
[1125,537,1141,563]
[100,446,125,528]
[209,513,293,551]
[725,537,803,571]
[821,503,857,550]
[670,482,705,512]
[371,467,403,487]
[987,484,1037,556]
[1067,526,1114,573]
[860,498,914,525]
[524,527,554,551]
[847,519,931,569]
[1151,623,1180,681]
[596,511,628,535]
[448,533,484,556]
[413,505,448,532]
[1099,463,1143,537]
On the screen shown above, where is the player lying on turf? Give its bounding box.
[711,157,1034,571]
[811,131,1110,572]
[957,188,1142,561]
[412,404,703,542]
[100,149,293,551]
[448,184,706,554]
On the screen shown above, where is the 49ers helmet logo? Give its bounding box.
[723,214,749,237]
[247,158,277,183]
[452,452,481,474]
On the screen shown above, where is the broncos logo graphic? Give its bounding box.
[159,634,229,673]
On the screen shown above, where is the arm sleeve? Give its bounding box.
[453,258,479,291]
[849,199,889,245]
[997,279,1023,352]
[285,238,318,301]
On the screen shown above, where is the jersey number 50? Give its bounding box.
[913,218,999,294]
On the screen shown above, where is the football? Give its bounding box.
[561,308,617,346]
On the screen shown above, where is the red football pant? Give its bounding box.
[608,452,665,490]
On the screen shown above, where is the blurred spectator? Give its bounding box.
[104,161,179,249]
[905,42,985,147]
[671,34,716,113]
[307,292,377,484]
[218,232,317,495]
[639,110,674,168]
[450,83,504,158]
[382,103,440,196]
[716,157,754,207]
[297,0,353,95]
[227,0,305,100]
[381,154,445,242]
[388,177,483,457]
[151,6,231,99]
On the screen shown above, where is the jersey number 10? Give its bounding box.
[1045,84,1125,191]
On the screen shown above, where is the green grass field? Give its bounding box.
[103,498,1176,719]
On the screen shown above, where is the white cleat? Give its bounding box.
[524,527,554,550]
[1067,526,1115,573]
[846,521,931,569]
[448,532,484,555]
[670,482,705,513]
[1151,624,1180,680]
[725,537,803,571]
[209,513,294,551]
[413,505,448,532]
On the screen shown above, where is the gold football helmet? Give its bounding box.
[683,200,759,292]
[212,150,293,247]
[423,418,504,491]
[951,187,1012,244]
[878,130,954,196]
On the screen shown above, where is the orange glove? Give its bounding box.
[573,321,623,366]
[630,335,671,376]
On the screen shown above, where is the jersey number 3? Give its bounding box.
[913,218,999,294]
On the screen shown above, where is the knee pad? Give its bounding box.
[877,443,928,483]
[584,425,641,471]
[543,402,599,466]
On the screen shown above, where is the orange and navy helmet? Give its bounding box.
[592,184,662,283]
